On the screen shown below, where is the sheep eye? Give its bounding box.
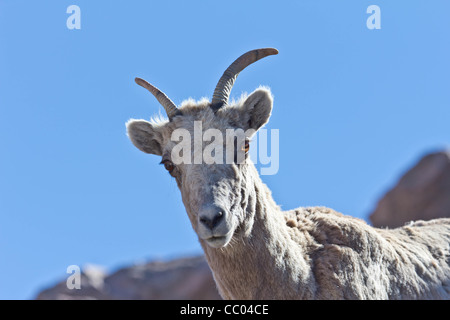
[161,160,175,173]
[242,140,250,153]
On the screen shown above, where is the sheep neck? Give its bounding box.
[200,166,314,299]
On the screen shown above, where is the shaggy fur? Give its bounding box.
[127,87,450,300]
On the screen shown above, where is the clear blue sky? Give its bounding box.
[1,1,449,299]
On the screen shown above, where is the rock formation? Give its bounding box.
[370,150,450,228]
[35,256,220,300]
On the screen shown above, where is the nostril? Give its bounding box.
[199,215,209,225]
[199,210,225,230]
[212,210,224,228]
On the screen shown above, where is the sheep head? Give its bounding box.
[127,48,277,248]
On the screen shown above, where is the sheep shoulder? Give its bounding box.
[282,207,450,299]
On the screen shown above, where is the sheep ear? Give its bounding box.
[240,88,273,132]
[126,120,164,156]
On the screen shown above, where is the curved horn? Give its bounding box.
[211,48,279,110]
[135,77,181,119]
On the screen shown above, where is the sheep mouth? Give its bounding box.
[204,235,229,248]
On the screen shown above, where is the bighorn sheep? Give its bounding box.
[126,48,450,299]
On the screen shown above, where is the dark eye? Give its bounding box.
[242,139,250,153]
[161,160,175,173]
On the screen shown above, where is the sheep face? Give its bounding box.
[127,88,273,248]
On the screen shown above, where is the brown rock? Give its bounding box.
[370,150,450,228]
[35,256,221,300]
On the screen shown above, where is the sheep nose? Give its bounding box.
[199,206,225,231]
